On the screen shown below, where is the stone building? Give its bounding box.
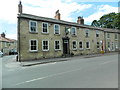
[0,33,17,55]
[17,1,120,61]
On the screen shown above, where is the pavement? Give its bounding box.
[18,52,118,67]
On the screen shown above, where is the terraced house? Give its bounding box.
[17,1,120,61]
[0,33,17,55]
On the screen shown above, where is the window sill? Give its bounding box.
[86,48,90,50]
[29,50,38,53]
[41,32,49,35]
[79,48,84,50]
[55,49,61,51]
[71,35,77,37]
[42,50,49,52]
[29,32,38,34]
[54,34,60,36]
[72,49,77,51]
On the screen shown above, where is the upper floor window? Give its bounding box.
[42,22,49,33]
[96,30,99,37]
[107,33,110,39]
[29,21,37,33]
[86,41,90,49]
[71,27,77,36]
[54,24,60,35]
[72,41,77,50]
[115,34,118,40]
[54,41,61,50]
[29,39,38,52]
[42,40,49,51]
[79,41,83,49]
[85,30,89,37]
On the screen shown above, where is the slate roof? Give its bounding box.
[18,13,120,33]
[0,35,16,42]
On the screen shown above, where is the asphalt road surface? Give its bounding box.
[2,54,118,88]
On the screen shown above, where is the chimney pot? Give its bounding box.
[1,32,5,38]
[54,10,61,20]
[77,16,84,25]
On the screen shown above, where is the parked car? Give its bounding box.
[9,50,18,55]
[0,51,3,57]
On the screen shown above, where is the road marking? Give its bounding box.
[100,60,115,65]
[15,67,82,86]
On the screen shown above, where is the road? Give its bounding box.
[2,54,118,88]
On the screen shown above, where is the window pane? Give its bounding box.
[30,40,37,51]
[43,23,48,33]
[79,42,82,48]
[86,42,89,48]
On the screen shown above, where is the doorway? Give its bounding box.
[62,38,70,55]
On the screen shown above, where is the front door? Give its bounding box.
[63,39,69,55]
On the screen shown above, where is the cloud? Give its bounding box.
[6,34,17,40]
[0,0,92,24]
[0,0,18,24]
[84,5,118,25]
[23,0,92,22]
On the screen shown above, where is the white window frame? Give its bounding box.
[79,41,83,50]
[71,27,77,36]
[29,20,37,33]
[54,40,61,50]
[86,41,90,49]
[72,40,77,50]
[42,22,49,34]
[54,24,60,35]
[29,39,38,52]
[42,40,49,51]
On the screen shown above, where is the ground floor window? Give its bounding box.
[79,41,83,49]
[29,39,38,52]
[97,42,99,49]
[72,41,77,50]
[115,42,118,49]
[108,42,110,48]
[42,40,49,51]
[54,41,61,50]
[86,42,90,49]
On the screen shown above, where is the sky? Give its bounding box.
[0,0,119,40]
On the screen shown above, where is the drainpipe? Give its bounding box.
[17,15,21,62]
[104,31,106,53]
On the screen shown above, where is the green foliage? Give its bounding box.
[91,12,120,29]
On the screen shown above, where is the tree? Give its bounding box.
[91,12,120,29]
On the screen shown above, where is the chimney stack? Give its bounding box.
[54,10,61,20]
[77,16,84,25]
[1,32,5,38]
[18,1,22,14]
